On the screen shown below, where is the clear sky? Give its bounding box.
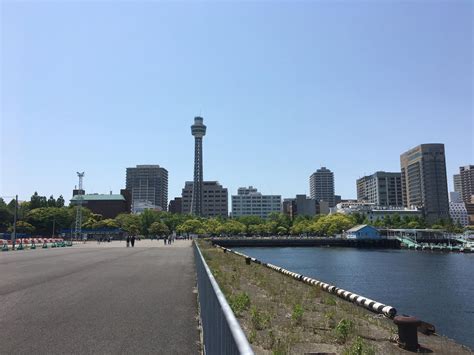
[1,0,473,205]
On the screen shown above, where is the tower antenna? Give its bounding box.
[191,116,206,216]
[74,172,85,241]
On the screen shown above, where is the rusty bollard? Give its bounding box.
[394,315,421,351]
[245,257,251,265]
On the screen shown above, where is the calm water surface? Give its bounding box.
[234,247,474,349]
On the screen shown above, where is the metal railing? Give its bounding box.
[194,242,254,355]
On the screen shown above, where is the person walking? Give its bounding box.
[131,235,136,247]
[126,235,130,247]
[163,236,166,245]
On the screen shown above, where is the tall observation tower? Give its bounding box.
[191,116,206,215]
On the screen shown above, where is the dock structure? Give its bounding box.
[385,229,474,252]
[211,234,473,253]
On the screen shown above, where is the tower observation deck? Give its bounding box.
[191,116,206,216]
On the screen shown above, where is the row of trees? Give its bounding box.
[0,192,468,236]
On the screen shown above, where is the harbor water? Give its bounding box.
[234,247,474,349]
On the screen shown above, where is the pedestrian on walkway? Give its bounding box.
[131,235,136,247]
[126,236,130,247]
[163,236,166,245]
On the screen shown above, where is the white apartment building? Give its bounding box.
[231,186,281,219]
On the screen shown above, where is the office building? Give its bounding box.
[400,144,449,223]
[191,116,206,216]
[449,202,469,227]
[310,167,336,207]
[282,195,328,219]
[356,172,402,206]
[70,189,131,219]
[231,186,281,219]
[181,181,228,218]
[459,165,474,203]
[126,165,168,213]
[168,197,182,214]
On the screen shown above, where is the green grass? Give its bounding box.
[229,292,251,316]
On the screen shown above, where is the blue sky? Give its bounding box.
[1,0,472,204]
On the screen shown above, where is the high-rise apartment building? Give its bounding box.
[400,144,449,223]
[453,174,462,195]
[356,172,402,206]
[309,167,335,207]
[231,186,281,219]
[459,165,474,203]
[126,165,168,212]
[181,181,228,218]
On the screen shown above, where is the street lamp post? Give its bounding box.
[12,195,18,250]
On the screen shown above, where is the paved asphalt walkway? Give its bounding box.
[0,240,199,354]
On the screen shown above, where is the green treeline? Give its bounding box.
[0,192,467,236]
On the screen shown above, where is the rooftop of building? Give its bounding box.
[346,224,378,233]
[70,194,125,202]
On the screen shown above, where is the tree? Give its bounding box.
[352,212,366,225]
[115,213,141,235]
[203,219,222,236]
[148,222,170,237]
[309,214,355,236]
[140,209,159,236]
[30,192,47,209]
[177,219,205,235]
[0,199,13,232]
[56,195,65,208]
[25,207,76,235]
[9,221,35,234]
[47,195,56,207]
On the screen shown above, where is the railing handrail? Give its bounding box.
[194,242,254,355]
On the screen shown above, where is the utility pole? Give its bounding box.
[12,195,18,250]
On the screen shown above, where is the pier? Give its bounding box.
[211,237,400,248]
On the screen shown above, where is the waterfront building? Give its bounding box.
[231,186,281,219]
[309,167,336,207]
[453,173,463,195]
[126,165,168,213]
[345,225,381,240]
[168,197,182,214]
[181,181,228,218]
[459,165,474,203]
[191,116,206,216]
[449,202,469,227]
[70,189,131,218]
[400,144,449,223]
[333,202,422,223]
[356,172,402,207]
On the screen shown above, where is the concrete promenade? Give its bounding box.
[0,240,199,354]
